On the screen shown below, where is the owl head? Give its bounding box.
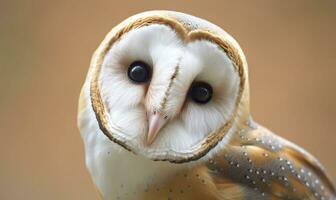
[82,11,249,163]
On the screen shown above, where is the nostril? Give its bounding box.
[164,115,168,120]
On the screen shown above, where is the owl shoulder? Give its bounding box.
[203,124,336,199]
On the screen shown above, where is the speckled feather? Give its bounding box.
[206,120,336,200]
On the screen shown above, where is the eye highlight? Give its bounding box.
[127,61,151,83]
[189,82,213,104]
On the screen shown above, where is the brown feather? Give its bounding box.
[203,120,336,200]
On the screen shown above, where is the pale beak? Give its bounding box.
[146,112,167,146]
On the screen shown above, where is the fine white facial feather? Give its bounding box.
[97,24,240,160]
[78,83,187,199]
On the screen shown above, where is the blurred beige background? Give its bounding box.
[1,0,335,199]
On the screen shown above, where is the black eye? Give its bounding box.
[127,61,151,83]
[190,82,213,104]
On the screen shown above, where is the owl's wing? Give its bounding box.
[206,124,336,200]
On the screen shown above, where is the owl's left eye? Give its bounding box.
[127,61,151,83]
[189,82,213,104]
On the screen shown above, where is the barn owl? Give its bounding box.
[77,10,336,200]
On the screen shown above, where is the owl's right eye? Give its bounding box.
[127,61,151,83]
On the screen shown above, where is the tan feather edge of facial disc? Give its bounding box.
[90,14,246,163]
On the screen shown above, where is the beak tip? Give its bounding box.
[146,137,154,146]
[145,113,167,146]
